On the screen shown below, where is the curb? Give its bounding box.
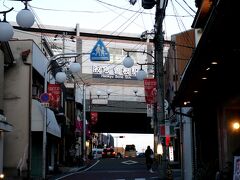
[48,159,99,180]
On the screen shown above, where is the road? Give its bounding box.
[56,157,162,180]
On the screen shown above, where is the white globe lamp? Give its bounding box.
[123,55,134,68]
[16,9,35,28]
[136,69,147,80]
[96,90,101,98]
[106,89,112,97]
[69,62,81,73]
[0,21,14,42]
[55,72,67,83]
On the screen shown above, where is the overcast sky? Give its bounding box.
[2,0,197,38]
[110,133,154,153]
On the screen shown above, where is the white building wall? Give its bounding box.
[4,40,33,169]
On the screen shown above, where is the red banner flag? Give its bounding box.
[160,125,165,137]
[144,78,157,104]
[90,112,98,125]
[47,84,61,110]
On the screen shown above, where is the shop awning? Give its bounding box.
[172,0,239,107]
[31,99,61,138]
[0,114,13,132]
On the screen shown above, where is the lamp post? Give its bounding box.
[82,83,86,161]
[43,53,82,179]
[123,48,159,156]
[123,0,168,162]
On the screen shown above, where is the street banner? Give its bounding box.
[147,104,153,117]
[160,125,165,137]
[90,112,98,125]
[47,84,61,110]
[144,78,157,104]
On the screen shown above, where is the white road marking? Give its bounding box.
[121,160,138,165]
[115,179,146,180]
[55,160,100,179]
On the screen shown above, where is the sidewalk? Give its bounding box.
[156,160,182,180]
[47,159,98,180]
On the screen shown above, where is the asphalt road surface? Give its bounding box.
[56,157,161,180]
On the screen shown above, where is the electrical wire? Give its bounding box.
[29,5,107,13]
[95,0,154,15]
[174,0,195,18]
[182,0,196,14]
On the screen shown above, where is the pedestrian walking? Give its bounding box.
[145,145,154,173]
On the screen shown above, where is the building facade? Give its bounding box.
[171,0,240,179]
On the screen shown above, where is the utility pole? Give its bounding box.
[154,0,167,157]
[82,84,86,161]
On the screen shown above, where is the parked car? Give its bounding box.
[124,144,137,158]
[137,152,145,158]
[102,148,116,158]
[92,148,103,159]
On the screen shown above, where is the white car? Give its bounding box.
[92,148,103,159]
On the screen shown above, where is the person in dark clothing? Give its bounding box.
[145,145,154,173]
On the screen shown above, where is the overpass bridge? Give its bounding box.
[86,100,153,134]
[74,75,154,134]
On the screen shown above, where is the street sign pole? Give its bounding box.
[82,84,86,161]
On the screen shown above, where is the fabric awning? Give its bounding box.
[31,99,61,138]
[0,114,13,132]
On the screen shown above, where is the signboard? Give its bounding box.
[40,93,49,103]
[169,146,174,161]
[92,64,139,80]
[166,135,170,146]
[47,84,61,110]
[90,112,98,125]
[233,156,240,180]
[91,99,108,105]
[90,39,110,61]
[144,78,157,104]
[160,125,165,137]
[147,104,153,117]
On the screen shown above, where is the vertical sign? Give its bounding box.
[144,78,157,104]
[233,156,240,180]
[147,104,153,117]
[169,146,174,161]
[47,84,61,109]
[90,112,98,125]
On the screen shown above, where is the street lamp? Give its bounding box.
[96,90,101,98]
[122,49,154,80]
[123,52,134,68]
[136,67,147,80]
[0,8,14,42]
[43,53,81,179]
[123,0,168,163]
[16,0,35,28]
[0,1,35,42]
[106,89,112,97]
